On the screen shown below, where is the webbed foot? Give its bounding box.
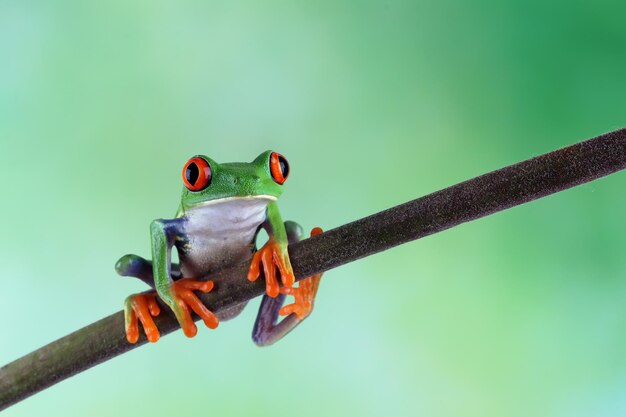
[168,278,219,338]
[124,292,161,343]
[125,278,218,344]
[247,238,295,297]
[278,227,324,319]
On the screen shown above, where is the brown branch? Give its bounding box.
[1,128,625,411]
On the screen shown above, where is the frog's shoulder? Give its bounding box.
[175,203,185,219]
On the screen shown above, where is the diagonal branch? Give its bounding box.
[1,128,626,411]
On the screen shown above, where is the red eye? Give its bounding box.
[270,152,289,185]
[182,157,212,191]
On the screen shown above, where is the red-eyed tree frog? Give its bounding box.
[115,151,323,345]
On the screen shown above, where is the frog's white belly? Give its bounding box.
[178,196,274,278]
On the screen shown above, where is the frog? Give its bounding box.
[115,150,323,346]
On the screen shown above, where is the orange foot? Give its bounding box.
[124,291,161,343]
[124,278,218,344]
[248,238,295,298]
[279,227,324,319]
[170,278,219,338]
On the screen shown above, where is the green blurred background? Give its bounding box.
[1,1,626,416]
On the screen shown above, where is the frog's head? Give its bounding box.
[179,150,290,212]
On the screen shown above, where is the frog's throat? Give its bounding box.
[188,194,277,208]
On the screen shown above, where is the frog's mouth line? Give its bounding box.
[190,195,277,208]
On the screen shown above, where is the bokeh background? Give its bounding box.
[2,1,626,416]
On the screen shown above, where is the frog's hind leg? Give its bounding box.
[115,254,181,343]
[115,254,181,288]
[252,221,324,346]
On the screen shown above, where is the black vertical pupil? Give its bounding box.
[186,163,199,185]
[278,156,289,177]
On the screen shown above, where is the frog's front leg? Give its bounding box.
[252,222,324,346]
[248,202,295,296]
[117,254,184,343]
[117,219,217,344]
[150,219,219,340]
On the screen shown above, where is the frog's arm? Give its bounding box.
[248,201,295,297]
[122,218,218,342]
[265,201,289,247]
[252,222,324,346]
[150,219,180,306]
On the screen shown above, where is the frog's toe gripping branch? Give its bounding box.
[165,278,219,338]
[279,273,322,319]
[124,292,161,343]
[247,203,296,297]
[247,239,295,297]
[252,226,324,346]
[123,278,217,344]
[279,227,323,319]
[149,218,219,339]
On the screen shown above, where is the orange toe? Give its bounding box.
[279,227,324,319]
[171,278,219,337]
[124,292,161,344]
[248,238,294,297]
[278,273,322,319]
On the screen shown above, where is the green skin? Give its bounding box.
[121,150,296,340]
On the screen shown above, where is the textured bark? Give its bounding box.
[1,128,625,411]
